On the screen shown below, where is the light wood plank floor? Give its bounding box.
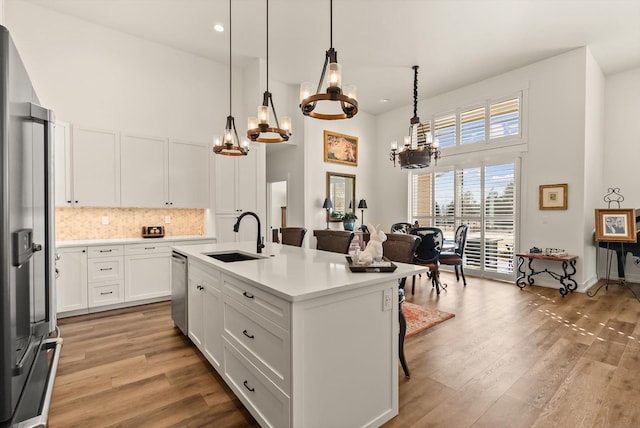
[49,273,640,427]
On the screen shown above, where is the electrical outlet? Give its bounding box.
[165,216,171,224]
[383,289,392,311]
[102,216,109,225]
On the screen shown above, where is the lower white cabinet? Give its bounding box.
[56,238,214,317]
[188,260,223,369]
[88,245,125,308]
[56,247,88,313]
[125,244,171,301]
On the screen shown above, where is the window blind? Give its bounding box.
[434,114,456,148]
[489,98,519,139]
[461,107,485,144]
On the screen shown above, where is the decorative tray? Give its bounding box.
[345,256,398,273]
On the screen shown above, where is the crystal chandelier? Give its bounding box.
[389,66,440,169]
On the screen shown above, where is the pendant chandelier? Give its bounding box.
[389,66,440,169]
[214,0,249,156]
[247,0,291,142]
[299,0,358,120]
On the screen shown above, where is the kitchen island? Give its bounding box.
[172,241,429,428]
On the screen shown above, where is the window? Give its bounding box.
[410,161,516,280]
[420,93,521,148]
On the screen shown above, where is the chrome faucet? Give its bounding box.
[233,211,265,254]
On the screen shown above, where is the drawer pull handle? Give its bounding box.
[243,380,255,392]
[242,330,254,339]
[100,291,113,295]
[100,268,113,271]
[144,247,155,250]
[99,250,113,253]
[242,291,254,299]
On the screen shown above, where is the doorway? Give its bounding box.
[267,180,287,242]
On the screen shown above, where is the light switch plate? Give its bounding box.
[102,216,109,225]
[165,216,171,224]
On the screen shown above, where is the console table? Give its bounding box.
[515,253,578,296]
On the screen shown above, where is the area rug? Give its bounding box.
[403,302,455,338]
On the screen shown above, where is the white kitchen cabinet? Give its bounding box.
[54,121,73,207]
[124,244,171,301]
[188,260,224,369]
[169,139,210,208]
[121,136,209,208]
[120,133,168,208]
[72,126,121,207]
[56,247,88,313]
[215,143,265,243]
[215,147,259,214]
[87,245,125,308]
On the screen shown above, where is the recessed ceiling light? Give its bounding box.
[379,98,390,103]
[214,23,224,32]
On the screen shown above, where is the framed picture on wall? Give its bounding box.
[539,183,568,210]
[595,208,637,242]
[324,130,358,166]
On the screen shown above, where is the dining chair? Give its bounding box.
[382,233,422,378]
[439,224,468,286]
[280,227,307,247]
[410,227,445,294]
[390,222,413,234]
[313,230,355,254]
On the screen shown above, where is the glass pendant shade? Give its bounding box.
[328,61,342,89]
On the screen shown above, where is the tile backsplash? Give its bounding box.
[55,207,204,241]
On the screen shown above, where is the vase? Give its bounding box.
[343,220,355,231]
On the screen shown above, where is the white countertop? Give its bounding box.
[56,235,215,248]
[173,241,430,302]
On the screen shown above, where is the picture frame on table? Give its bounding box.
[539,183,568,210]
[594,208,637,242]
[324,130,358,166]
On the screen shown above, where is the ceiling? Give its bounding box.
[20,0,640,116]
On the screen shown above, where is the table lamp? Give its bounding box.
[323,198,333,229]
[358,199,367,226]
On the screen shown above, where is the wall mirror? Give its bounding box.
[326,172,356,222]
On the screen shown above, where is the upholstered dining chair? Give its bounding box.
[382,233,421,378]
[390,222,413,234]
[313,230,355,254]
[439,224,468,286]
[280,227,307,247]
[410,227,445,295]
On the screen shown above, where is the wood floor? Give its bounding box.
[49,273,640,428]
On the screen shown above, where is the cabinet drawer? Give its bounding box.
[223,275,290,330]
[224,339,290,428]
[125,243,171,256]
[88,245,124,258]
[224,299,290,392]
[88,257,124,282]
[89,281,124,307]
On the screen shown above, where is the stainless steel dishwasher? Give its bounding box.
[171,251,188,335]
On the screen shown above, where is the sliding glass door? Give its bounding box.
[410,160,517,281]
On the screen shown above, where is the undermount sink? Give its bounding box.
[205,252,265,263]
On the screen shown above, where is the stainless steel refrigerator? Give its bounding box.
[0,25,62,428]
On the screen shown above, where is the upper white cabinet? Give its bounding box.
[121,135,209,208]
[54,121,73,207]
[72,126,121,207]
[168,139,210,208]
[120,133,168,208]
[215,146,259,214]
[54,123,210,208]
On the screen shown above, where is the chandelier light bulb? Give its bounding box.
[213,135,222,147]
[281,116,292,133]
[300,82,313,103]
[343,84,357,101]
[391,141,398,150]
[404,136,411,147]
[328,62,342,89]
[258,105,269,125]
[248,116,258,130]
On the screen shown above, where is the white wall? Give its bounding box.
[303,110,377,248]
[375,48,599,289]
[603,66,640,281]
[5,1,243,237]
